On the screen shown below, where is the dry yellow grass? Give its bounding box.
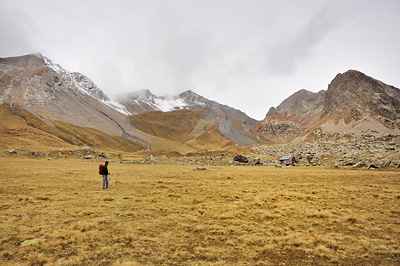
[0,157,399,265]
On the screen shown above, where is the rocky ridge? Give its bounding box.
[321,70,400,129]
[276,89,326,127]
[258,70,400,144]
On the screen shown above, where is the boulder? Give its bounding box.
[145,154,156,162]
[98,152,110,159]
[6,149,17,155]
[248,155,263,165]
[29,151,39,158]
[234,155,248,163]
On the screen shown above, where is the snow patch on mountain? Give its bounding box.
[116,89,209,114]
[100,99,132,115]
[42,55,64,75]
[154,97,188,112]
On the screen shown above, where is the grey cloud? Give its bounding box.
[0,0,399,120]
[263,3,341,76]
[0,7,40,56]
[135,2,213,94]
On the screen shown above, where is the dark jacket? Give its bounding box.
[102,165,109,175]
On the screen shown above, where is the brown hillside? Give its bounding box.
[0,104,75,151]
[188,126,253,154]
[129,107,252,154]
[0,104,145,153]
[129,107,208,142]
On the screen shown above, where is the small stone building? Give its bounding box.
[279,155,296,166]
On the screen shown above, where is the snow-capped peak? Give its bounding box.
[42,55,131,115]
[43,56,65,75]
[116,90,208,114]
[153,96,188,112]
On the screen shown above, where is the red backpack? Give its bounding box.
[99,164,104,175]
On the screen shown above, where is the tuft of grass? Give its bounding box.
[17,195,32,201]
[307,211,331,218]
[35,195,50,201]
[79,210,93,216]
[346,216,359,224]
[102,196,114,201]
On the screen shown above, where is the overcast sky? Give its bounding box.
[1,0,399,120]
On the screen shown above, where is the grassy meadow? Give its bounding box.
[0,157,399,265]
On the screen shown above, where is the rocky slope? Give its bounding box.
[255,107,306,143]
[254,134,400,168]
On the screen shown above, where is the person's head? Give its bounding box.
[105,161,109,165]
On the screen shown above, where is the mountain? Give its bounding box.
[128,107,238,152]
[116,89,256,127]
[0,54,130,131]
[257,70,400,143]
[117,89,259,146]
[301,70,400,141]
[321,70,400,128]
[0,54,259,153]
[4,53,397,152]
[116,89,209,114]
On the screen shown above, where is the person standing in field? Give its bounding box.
[102,161,110,189]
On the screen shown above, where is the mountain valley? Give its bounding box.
[1,53,400,168]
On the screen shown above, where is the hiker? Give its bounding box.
[102,161,110,189]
